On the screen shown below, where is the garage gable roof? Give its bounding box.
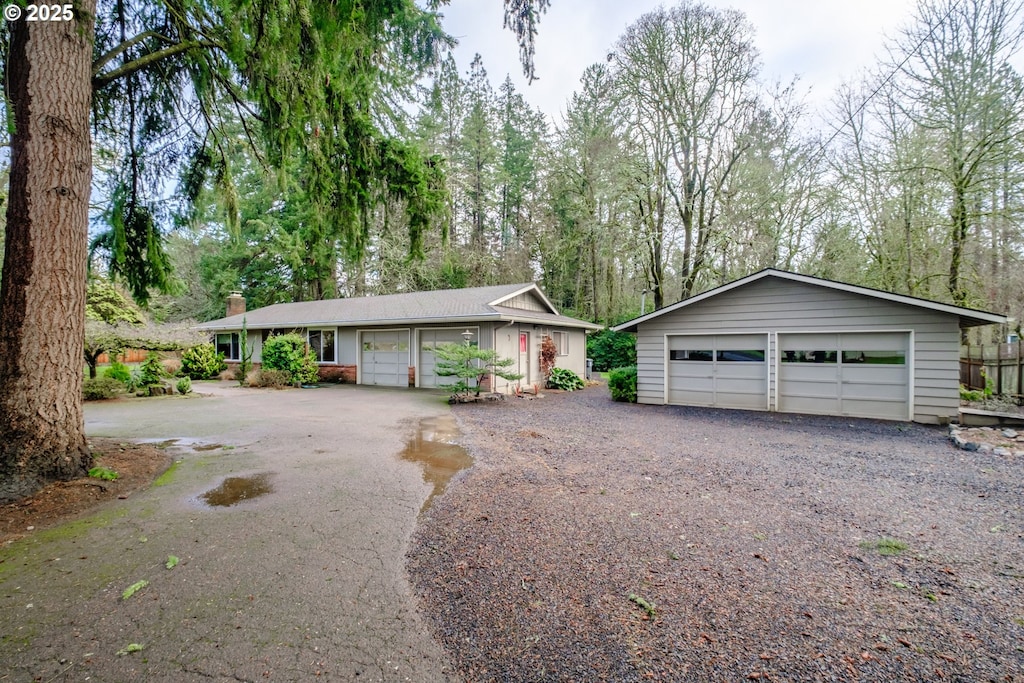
[613,269,1008,332]
[196,282,602,331]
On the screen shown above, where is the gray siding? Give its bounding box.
[501,291,548,312]
[636,278,961,423]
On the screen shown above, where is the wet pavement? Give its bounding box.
[0,382,469,682]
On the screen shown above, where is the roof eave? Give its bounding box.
[196,313,505,331]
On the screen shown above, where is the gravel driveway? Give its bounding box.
[408,385,1024,681]
[2,383,457,682]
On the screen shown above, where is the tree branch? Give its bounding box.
[92,40,219,90]
[92,31,174,77]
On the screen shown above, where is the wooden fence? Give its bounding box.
[95,348,153,365]
[960,342,1023,402]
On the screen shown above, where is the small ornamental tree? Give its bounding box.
[434,342,523,401]
[236,317,253,386]
[540,335,557,381]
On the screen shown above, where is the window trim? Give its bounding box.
[216,332,240,361]
[307,328,337,364]
[553,330,569,357]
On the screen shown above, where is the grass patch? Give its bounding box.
[859,537,908,556]
[628,593,656,617]
[122,580,149,600]
[153,460,181,486]
[88,466,119,481]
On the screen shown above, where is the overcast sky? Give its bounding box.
[437,0,924,125]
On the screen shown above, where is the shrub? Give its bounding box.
[608,366,637,403]
[250,368,292,388]
[181,343,227,380]
[547,367,584,391]
[261,333,319,384]
[540,335,557,380]
[139,352,167,386]
[126,367,144,392]
[176,377,192,395]
[587,329,637,372]
[162,358,182,377]
[104,361,131,385]
[959,384,983,402]
[83,376,124,401]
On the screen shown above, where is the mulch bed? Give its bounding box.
[0,439,171,545]
[408,386,1024,681]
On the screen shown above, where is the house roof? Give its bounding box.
[196,282,603,331]
[612,269,1008,332]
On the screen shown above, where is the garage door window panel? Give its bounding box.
[717,349,765,362]
[782,350,837,363]
[670,349,713,361]
[841,350,905,365]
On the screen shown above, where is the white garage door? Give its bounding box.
[418,329,470,388]
[360,330,410,386]
[778,332,910,420]
[667,334,767,410]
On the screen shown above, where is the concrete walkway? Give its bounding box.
[0,383,457,682]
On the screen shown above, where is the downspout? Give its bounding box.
[500,320,516,393]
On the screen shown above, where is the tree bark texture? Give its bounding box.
[0,3,96,503]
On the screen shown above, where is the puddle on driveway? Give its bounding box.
[400,415,473,513]
[200,473,274,507]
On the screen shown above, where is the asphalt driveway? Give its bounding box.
[1,383,458,682]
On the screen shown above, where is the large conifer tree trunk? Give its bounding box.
[0,3,96,503]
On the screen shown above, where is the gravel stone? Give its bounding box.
[409,386,1024,682]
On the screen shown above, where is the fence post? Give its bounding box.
[997,343,1003,396]
[1011,337,1019,403]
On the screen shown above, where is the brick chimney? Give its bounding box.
[226,291,246,317]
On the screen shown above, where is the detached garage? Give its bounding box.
[613,270,1007,424]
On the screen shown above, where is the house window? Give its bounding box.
[308,329,336,363]
[216,333,240,361]
[553,331,569,356]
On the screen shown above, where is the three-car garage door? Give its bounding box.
[777,332,910,420]
[667,334,767,410]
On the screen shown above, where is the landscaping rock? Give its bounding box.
[1002,428,1018,438]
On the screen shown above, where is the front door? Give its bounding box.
[519,332,530,385]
